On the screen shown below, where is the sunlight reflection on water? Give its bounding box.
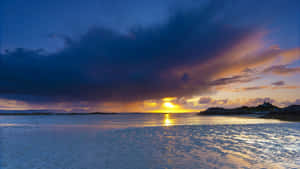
[0,114,299,169]
[164,114,173,126]
[0,113,285,129]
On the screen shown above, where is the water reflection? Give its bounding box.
[1,122,298,169]
[0,113,285,130]
[164,114,173,126]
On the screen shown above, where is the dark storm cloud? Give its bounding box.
[48,33,74,46]
[0,2,262,103]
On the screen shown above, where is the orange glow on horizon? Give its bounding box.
[143,97,197,113]
[144,101,158,107]
[162,97,177,102]
[147,101,196,113]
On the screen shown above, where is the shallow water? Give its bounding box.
[0,113,299,169]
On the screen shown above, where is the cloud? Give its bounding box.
[48,33,74,46]
[272,99,300,107]
[245,97,275,106]
[197,96,228,107]
[183,96,300,111]
[198,97,276,108]
[198,97,212,104]
[242,86,268,91]
[209,75,260,86]
[230,84,299,92]
[279,48,300,64]
[294,99,300,105]
[0,1,299,105]
[271,81,285,86]
[263,65,300,75]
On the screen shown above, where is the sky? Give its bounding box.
[0,0,300,113]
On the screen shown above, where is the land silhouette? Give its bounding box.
[1,102,299,121]
[198,102,300,122]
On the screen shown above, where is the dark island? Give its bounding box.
[198,102,300,122]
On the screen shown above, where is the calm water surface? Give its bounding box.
[0,113,299,169]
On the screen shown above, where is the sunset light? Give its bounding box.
[162,97,177,102]
[1,1,300,168]
[163,102,177,109]
[164,114,173,126]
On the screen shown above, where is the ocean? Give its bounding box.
[0,113,299,169]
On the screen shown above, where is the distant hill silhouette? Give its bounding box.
[199,102,279,115]
[262,105,300,121]
[198,102,300,122]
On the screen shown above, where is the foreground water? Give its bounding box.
[0,113,299,169]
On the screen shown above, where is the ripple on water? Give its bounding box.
[1,122,299,169]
